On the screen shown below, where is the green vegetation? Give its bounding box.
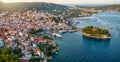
[29,57,43,62]
[0,1,68,12]
[72,26,77,30]
[13,48,23,58]
[39,17,44,20]
[77,4,120,12]
[38,44,57,56]
[28,34,57,61]
[83,26,111,37]
[42,34,53,40]
[95,4,120,12]
[0,47,22,62]
[68,9,82,17]
[29,28,43,34]
[52,17,61,23]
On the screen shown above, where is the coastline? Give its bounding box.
[48,11,120,62]
[82,32,111,39]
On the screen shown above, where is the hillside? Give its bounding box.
[0,1,5,11]
[96,4,120,11]
[0,2,68,12]
[76,4,120,12]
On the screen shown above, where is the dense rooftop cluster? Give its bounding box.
[0,10,70,62]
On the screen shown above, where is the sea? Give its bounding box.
[49,11,120,62]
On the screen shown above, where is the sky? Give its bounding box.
[1,0,120,4]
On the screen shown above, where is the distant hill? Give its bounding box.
[96,4,120,11]
[0,1,120,12]
[0,2,68,12]
[76,4,120,12]
[0,1,5,11]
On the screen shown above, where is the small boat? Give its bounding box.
[68,30,75,33]
[52,33,56,36]
[52,33,62,38]
[55,52,58,55]
[104,26,112,29]
[56,33,62,38]
[59,30,67,34]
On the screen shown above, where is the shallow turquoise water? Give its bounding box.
[50,11,120,62]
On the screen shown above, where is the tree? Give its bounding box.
[12,54,19,60]
[3,47,12,55]
[42,34,53,40]
[13,48,22,57]
[72,26,77,30]
[82,26,111,37]
[52,17,61,23]
[0,47,21,62]
[0,48,2,54]
[42,34,49,39]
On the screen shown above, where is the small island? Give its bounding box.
[82,26,111,39]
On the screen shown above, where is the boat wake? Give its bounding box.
[96,17,107,25]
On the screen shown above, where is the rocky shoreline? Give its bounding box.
[83,32,111,39]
